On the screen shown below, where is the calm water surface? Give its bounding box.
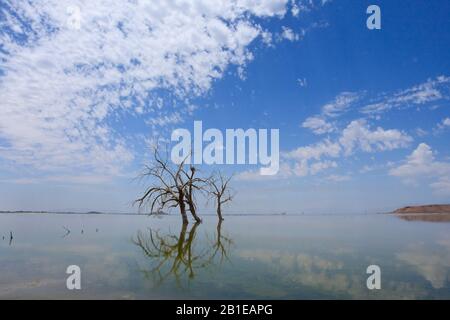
[0,213,449,299]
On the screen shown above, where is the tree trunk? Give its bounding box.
[186,182,201,223]
[179,191,189,224]
[189,202,202,223]
[217,201,224,220]
[216,219,223,240]
[180,205,188,224]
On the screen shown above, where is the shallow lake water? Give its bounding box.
[0,213,449,299]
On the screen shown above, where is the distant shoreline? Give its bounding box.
[0,211,385,216]
[5,206,450,216]
[393,204,450,214]
[0,210,130,215]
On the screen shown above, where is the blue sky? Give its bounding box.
[0,0,449,213]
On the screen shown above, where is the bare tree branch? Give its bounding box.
[207,172,234,220]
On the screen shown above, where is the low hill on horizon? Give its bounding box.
[394,204,450,214]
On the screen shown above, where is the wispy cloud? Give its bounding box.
[325,174,351,182]
[434,117,450,134]
[362,76,450,115]
[0,0,299,178]
[301,116,334,134]
[301,92,360,135]
[322,92,360,117]
[302,76,450,137]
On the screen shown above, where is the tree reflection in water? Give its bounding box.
[133,220,232,287]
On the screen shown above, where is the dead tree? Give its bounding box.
[208,172,233,220]
[135,149,191,224]
[182,166,205,223]
[135,149,206,224]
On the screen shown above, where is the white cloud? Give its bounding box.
[0,0,293,177]
[362,76,450,114]
[325,174,351,182]
[284,139,341,161]
[415,128,428,137]
[435,117,450,132]
[280,26,300,41]
[297,77,307,87]
[244,120,410,181]
[290,0,332,15]
[301,116,334,134]
[145,112,184,127]
[339,120,412,155]
[322,92,360,117]
[260,30,274,46]
[237,142,340,180]
[294,76,448,186]
[301,92,359,135]
[389,143,450,195]
[309,160,337,175]
[291,3,300,17]
[359,163,390,174]
[280,121,411,179]
[389,143,449,177]
[444,118,450,126]
[238,0,289,17]
[392,76,447,104]
[284,159,337,177]
[302,76,450,126]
